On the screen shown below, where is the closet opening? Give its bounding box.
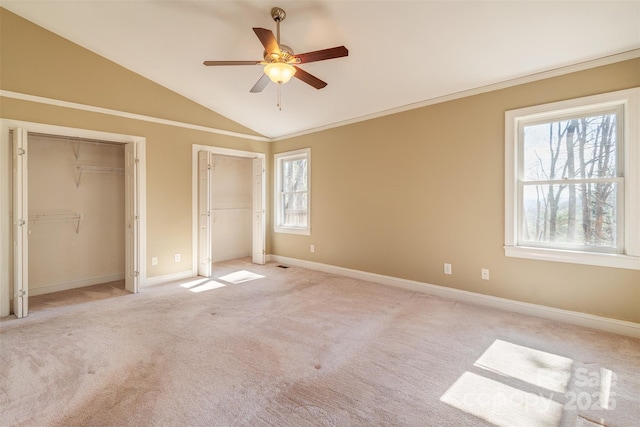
[26,133,126,311]
[193,145,265,278]
[0,120,146,318]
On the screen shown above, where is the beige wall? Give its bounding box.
[0,8,270,282]
[271,59,640,323]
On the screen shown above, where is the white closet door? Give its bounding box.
[198,151,212,277]
[12,128,28,318]
[125,142,139,293]
[252,157,265,265]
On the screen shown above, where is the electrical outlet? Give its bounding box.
[151,257,158,266]
[481,268,490,280]
[310,244,315,253]
[174,253,181,263]
[444,263,452,275]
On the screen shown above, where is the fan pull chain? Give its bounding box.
[277,84,282,110]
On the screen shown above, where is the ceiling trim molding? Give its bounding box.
[0,90,270,142]
[2,49,638,143]
[272,49,640,141]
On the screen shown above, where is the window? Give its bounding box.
[274,148,310,235]
[505,88,639,269]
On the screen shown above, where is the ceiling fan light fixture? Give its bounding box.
[264,62,296,84]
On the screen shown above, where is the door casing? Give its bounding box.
[0,120,146,317]
[192,144,266,277]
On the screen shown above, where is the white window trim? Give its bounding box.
[505,88,640,270]
[274,148,311,235]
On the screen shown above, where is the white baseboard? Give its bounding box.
[144,270,194,288]
[29,273,125,296]
[269,255,640,339]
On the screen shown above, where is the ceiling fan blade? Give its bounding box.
[203,60,262,66]
[295,46,348,63]
[253,27,281,55]
[293,66,327,90]
[250,74,271,93]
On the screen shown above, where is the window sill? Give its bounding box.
[274,226,311,236]
[504,246,640,270]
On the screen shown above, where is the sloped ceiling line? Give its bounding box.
[0,90,270,142]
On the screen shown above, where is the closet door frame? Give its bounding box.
[0,119,146,317]
[191,145,266,277]
[197,150,213,277]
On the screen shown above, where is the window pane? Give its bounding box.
[523,113,617,181]
[282,158,308,192]
[275,149,310,233]
[521,183,618,249]
[282,192,308,227]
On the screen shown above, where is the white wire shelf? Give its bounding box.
[28,212,83,234]
[75,165,124,187]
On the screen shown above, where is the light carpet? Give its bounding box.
[1,258,639,426]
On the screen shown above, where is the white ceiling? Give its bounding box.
[2,1,639,139]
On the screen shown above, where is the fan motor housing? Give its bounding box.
[263,44,297,64]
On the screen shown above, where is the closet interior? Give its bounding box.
[210,155,253,263]
[27,133,126,308]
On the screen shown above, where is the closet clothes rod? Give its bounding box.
[29,212,83,234]
[70,139,124,160]
[29,131,124,146]
[75,165,125,187]
[28,132,123,160]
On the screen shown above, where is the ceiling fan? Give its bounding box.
[203,7,348,96]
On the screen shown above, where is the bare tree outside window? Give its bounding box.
[505,89,639,269]
[281,157,308,227]
[275,148,310,234]
[521,111,621,251]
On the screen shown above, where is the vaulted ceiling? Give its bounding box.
[2,1,639,139]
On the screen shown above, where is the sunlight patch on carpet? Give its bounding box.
[179,278,210,289]
[179,278,226,293]
[190,281,226,293]
[474,339,573,393]
[597,368,615,410]
[440,371,563,427]
[218,270,265,284]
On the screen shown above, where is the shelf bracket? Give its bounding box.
[75,166,83,187]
